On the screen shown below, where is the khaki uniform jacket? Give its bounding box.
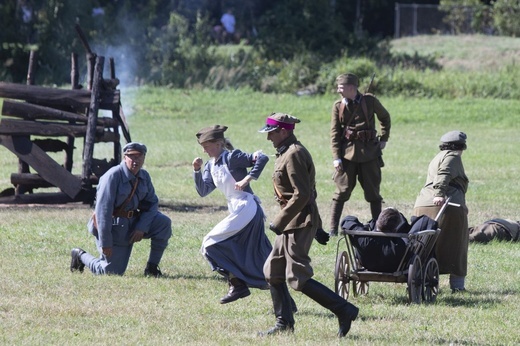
[331,93,391,162]
[414,150,469,208]
[271,134,320,232]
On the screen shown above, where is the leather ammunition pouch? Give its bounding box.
[345,128,377,142]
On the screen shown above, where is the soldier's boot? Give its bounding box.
[259,283,295,336]
[70,248,86,273]
[329,200,345,236]
[144,262,163,278]
[370,201,382,222]
[220,277,251,304]
[301,279,359,338]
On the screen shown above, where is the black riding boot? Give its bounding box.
[260,283,295,336]
[301,279,359,337]
[370,201,382,221]
[329,200,345,236]
[220,277,251,304]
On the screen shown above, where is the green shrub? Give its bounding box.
[493,0,520,36]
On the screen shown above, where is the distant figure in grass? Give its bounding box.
[413,131,469,293]
[192,125,272,304]
[469,218,520,243]
[220,8,240,43]
[71,142,172,277]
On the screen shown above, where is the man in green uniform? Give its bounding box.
[469,218,520,243]
[258,113,359,338]
[329,73,391,236]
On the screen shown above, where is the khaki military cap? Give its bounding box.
[196,125,228,144]
[258,112,301,133]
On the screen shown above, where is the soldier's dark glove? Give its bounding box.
[314,228,330,245]
[269,223,282,235]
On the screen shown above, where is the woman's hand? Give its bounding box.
[192,157,203,171]
[235,176,252,190]
[433,196,445,206]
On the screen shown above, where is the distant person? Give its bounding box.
[469,218,520,243]
[70,142,172,277]
[258,113,358,338]
[342,207,411,272]
[192,125,272,304]
[220,8,240,43]
[413,131,469,293]
[329,73,391,237]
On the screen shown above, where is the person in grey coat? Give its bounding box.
[70,142,172,277]
[413,131,469,292]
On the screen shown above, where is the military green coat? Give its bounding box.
[330,93,391,163]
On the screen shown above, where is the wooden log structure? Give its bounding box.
[0,25,131,205]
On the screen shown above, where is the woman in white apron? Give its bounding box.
[193,125,272,304]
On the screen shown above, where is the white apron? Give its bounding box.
[200,156,259,254]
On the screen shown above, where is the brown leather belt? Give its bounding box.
[113,209,140,218]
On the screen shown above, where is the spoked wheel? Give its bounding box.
[407,255,423,304]
[353,280,369,297]
[422,257,439,303]
[334,251,351,299]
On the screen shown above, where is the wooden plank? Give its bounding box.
[0,135,82,198]
[11,173,99,187]
[0,118,104,137]
[82,56,104,183]
[0,82,120,111]
[0,191,93,205]
[1,100,119,126]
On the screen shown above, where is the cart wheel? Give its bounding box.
[422,257,439,303]
[353,280,369,296]
[407,255,423,304]
[335,251,351,299]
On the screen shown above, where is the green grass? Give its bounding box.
[390,34,520,72]
[1,86,519,345]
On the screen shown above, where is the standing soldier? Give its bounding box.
[329,73,391,236]
[258,113,358,338]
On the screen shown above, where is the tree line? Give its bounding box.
[0,0,518,88]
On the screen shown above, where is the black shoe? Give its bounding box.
[337,303,359,337]
[70,248,86,273]
[220,279,251,304]
[144,262,162,278]
[258,324,294,336]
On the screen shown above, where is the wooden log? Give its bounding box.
[11,173,99,187]
[0,191,94,205]
[0,118,104,137]
[26,50,36,86]
[1,100,119,126]
[67,52,80,172]
[82,56,104,185]
[0,82,120,112]
[0,135,82,198]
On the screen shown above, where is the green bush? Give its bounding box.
[493,0,520,36]
[146,12,217,87]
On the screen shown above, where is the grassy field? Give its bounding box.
[1,35,520,345]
